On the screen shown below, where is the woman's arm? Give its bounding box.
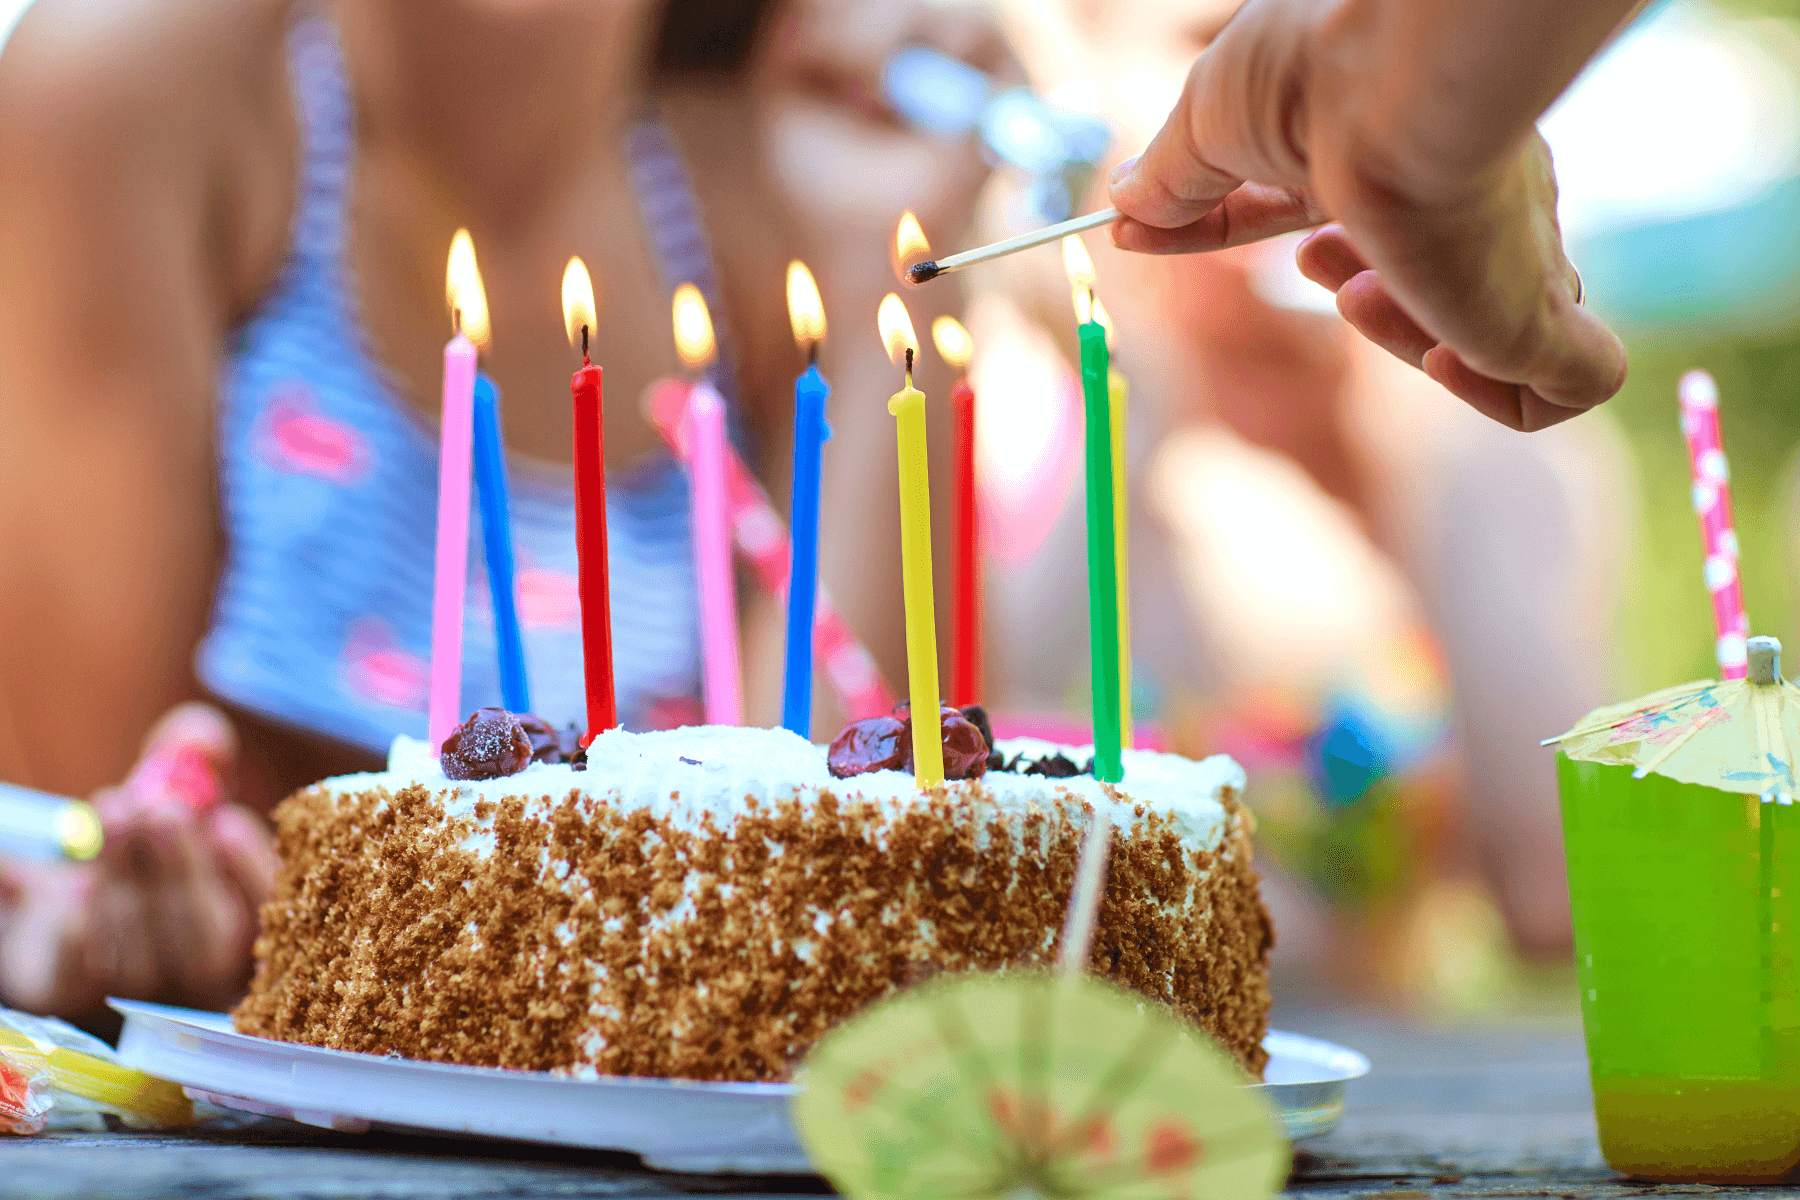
[0,0,294,794]
[0,0,293,1021]
[1110,0,1640,431]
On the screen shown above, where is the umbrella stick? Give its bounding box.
[1058,808,1112,977]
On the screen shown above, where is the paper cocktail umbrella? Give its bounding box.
[1545,636,1797,801]
[792,811,1288,1200]
[793,974,1287,1200]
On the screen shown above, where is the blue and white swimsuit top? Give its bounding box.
[199,19,739,751]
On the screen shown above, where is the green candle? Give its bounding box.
[1078,313,1123,783]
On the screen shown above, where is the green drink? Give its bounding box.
[1560,753,1800,1182]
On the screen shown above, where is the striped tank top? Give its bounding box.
[199,19,738,751]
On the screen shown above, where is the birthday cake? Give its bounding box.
[232,709,1273,1082]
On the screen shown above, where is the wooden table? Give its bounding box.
[7,1006,1788,1199]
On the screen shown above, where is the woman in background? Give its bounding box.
[982,0,1632,994]
[0,0,1011,1026]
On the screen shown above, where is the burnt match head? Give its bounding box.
[905,261,941,286]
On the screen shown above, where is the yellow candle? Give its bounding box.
[880,294,944,786]
[1109,366,1132,750]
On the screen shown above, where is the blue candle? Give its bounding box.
[782,358,831,737]
[781,263,833,736]
[472,372,530,714]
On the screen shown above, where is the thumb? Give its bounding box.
[1107,75,1241,230]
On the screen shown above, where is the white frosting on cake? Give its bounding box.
[356,726,1241,852]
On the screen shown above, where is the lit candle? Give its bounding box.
[673,284,743,726]
[472,372,530,715]
[782,261,831,737]
[1092,296,1131,749]
[878,294,944,787]
[564,257,616,739]
[430,230,486,753]
[932,316,980,708]
[644,382,896,721]
[1063,236,1123,783]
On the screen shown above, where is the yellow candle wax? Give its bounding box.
[1109,366,1132,750]
[889,372,945,787]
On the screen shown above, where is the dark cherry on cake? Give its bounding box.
[441,708,533,780]
[828,702,993,781]
[516,713,583,765]
[931,707,990,780]
[960,704,1005,773]
[827,715,911,778]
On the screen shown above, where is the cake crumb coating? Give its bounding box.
[234,780,1273,1081]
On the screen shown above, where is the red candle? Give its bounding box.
[565,259,616,738]
[932,317,980,707]
[950,377,980,707]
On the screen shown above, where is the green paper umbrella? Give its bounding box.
[792,811,1288,1200]
[1546,637,1800,799]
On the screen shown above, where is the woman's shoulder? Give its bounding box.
[2,0,294,124]
[0,0,298,317]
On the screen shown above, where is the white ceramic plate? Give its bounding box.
[112,999,1368,1173]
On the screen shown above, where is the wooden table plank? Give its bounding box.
[6,1008,1789,1198]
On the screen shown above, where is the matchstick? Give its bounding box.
[907,208,1121,285]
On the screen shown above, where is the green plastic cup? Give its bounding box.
[1560,753,1800,1183]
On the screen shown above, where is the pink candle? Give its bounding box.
[430,231,485,752]
[646,379,895,721]
[670,284,742,725]
[684,381,742,725]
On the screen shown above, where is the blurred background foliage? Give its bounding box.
[1612,338,1800,694]
[1551,0,1800,693]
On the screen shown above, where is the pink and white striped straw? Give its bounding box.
[1679,370,1750,680]
[428,331,479,751]
[684,382,744,725]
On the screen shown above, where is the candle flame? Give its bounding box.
[878,294,918,369]
[1062,234,1096,324]
[672,283,716,369]
[446,229,492,350]
[1091,296,1117,351]
[562,257,596,352]
[931,315,973,369]
[786,260,827,350]
[894,211,930,279]
[1061,233,1096,287]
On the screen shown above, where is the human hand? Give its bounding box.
[0,704,276,1020]
[1106,0,1627,431]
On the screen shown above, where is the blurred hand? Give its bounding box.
[1107,0,1627,431]
[754,0,1021,297]
[0,704,276,1020]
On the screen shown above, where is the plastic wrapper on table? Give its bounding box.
[0,1006,192,1130]
[0,1047,51,1135]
